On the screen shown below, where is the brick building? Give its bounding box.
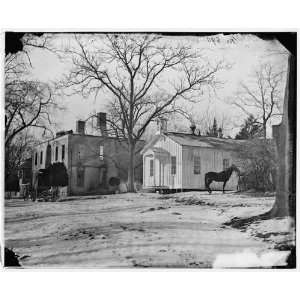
[32,113,144,196]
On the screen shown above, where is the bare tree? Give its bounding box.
[5,33,60,183]
[234,62,285,138]
[5,78,54,148]
[63,34,223,191]
[5,34,59,148]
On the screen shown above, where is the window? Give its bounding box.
[171,156,176,175]
[62,145,65,160]
[194,155,201,174]
[223,159,229,170]
[150,159,154,176]
[55,146,58,161]
[40,151,43,164]
[35,152,38,166]
[99,145,104,160]
[77,167,85,187]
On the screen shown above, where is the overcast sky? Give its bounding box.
[25,33,289,139]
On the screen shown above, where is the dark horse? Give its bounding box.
[205,164,240,194]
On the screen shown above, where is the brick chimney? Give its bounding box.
[156,118,168,135]
[97,112,107,136]
[76,120,85,135]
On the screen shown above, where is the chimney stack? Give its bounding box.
[156,118,168,135]
[190,123,196,135]
[97,112,107,136]
[76,120,85,135]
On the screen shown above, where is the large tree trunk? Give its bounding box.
[127,142,135,192]
[270,54,296,219]
[262,122,267,139]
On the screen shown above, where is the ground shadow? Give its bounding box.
[223,212,296,268]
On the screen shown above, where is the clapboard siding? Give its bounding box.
[142,134,240,190]
[182,146,239,190]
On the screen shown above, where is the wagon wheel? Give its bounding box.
[39,190,52,202]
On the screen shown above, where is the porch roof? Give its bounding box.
[152,147,169,154]
[144,146,170,157]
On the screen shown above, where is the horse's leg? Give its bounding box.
[223,180,227,193]
[206,178,212,194]
[208,181,212,194]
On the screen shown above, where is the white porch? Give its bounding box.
[143,147,171,188]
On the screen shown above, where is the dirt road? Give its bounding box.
[5,192,291,268]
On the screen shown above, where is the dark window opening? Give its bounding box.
[194,156,201,174]
[55,146,58,161]
[40,151,43,164]
[35,152,38,165]
[171,156,176,175]
[62,145,65,160]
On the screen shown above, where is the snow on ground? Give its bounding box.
[4,191,293,268]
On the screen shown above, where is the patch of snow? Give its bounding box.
[213,249,290,268]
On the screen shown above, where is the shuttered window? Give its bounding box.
[194,155,201,174]
[171,156,176,175]
[223,159,229,170]
[150,159,154,176]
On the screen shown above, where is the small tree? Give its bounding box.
[5,131,36,180]
[237,139,277,192]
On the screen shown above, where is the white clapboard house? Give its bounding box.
[141,119,243,192]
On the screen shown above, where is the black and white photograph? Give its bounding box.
[2,31,296,269]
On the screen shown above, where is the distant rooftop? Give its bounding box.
[35,131,145,147]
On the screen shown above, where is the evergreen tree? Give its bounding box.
[235,115,263,140]
[206,117,219,137]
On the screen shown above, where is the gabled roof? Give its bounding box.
[141,132,246,154]
[165,132,245,151]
